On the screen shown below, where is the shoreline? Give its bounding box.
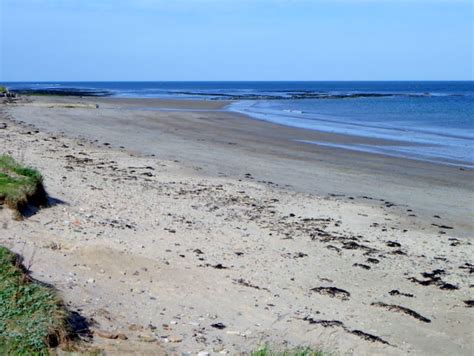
[15,94,474,169]
[226,101,474,169]
[0,96,473,354]
[5,95,473,237]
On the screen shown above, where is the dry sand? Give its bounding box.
[0,96,473,355]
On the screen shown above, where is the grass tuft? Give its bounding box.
[0,155,48,217]
[251,345,326,356]
[0,246,70,355]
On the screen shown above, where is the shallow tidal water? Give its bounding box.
[6,81,474,167]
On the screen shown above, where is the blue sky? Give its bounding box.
[0,0,472,81]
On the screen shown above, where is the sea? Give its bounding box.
[5,81,474,168]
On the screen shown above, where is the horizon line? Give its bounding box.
[3,80,474,83]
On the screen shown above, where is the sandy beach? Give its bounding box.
[0,96,473,355]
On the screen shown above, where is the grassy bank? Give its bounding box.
[251,345,326,356]
[0,246,70,354]
[0,155,48,216]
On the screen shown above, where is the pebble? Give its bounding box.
[168,335,183,343]
[138,334,156,343]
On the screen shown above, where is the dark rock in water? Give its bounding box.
[11,88,111,97]
[177,90,429,101]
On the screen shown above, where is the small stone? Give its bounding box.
[138,334,156,343]
[211,322,226,329]
[87,278,95,284]
[117,333,128,340]
[169,335,183,343]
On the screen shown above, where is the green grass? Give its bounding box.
[0,246,70,355]
[251,345,326,356]
[0,155,47,216]
[0,86,7,94]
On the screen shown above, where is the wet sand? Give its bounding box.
[0,96,473,355]
[7,96,474,236]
